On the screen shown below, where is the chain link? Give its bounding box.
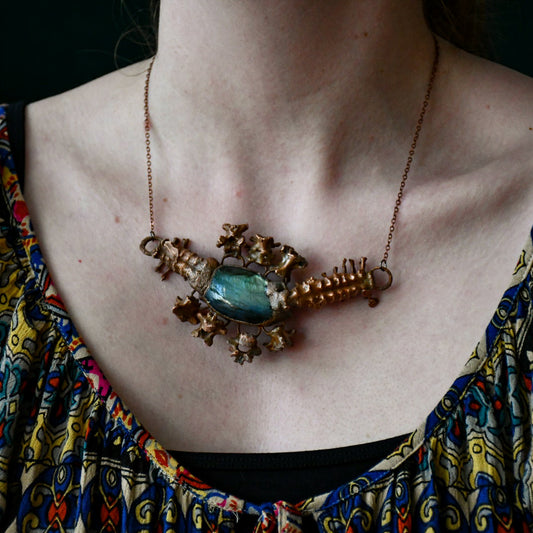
[144,56,156,237]
[381,36,440,269]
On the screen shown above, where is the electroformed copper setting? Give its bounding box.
[141,224,392,364]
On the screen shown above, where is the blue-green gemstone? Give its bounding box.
[204,266,274,324]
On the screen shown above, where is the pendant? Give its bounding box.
[140,224,392,364]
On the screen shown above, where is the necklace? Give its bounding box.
[140,38,440,364]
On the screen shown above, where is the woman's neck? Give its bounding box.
[156,1,432,108]
[149,1,437,191]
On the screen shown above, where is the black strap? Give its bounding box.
[169,433,408,503]
[6,101,26,192]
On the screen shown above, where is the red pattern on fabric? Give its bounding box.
[155,449,169,467]
[47,493,68,526]
[13,200,28,222]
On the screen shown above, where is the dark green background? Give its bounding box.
[1,0,154,102]
[2,1,532,103]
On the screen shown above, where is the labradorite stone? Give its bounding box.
[204,266,273,324]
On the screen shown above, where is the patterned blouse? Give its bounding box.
[0,104,532,532]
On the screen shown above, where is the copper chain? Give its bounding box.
[144,56,156,237]
[381,36,440,268]
[144,38,439,264]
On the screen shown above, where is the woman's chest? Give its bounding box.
[22,118,533,452]
[22,177,532,453]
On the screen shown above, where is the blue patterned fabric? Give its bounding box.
[0,104,532,531]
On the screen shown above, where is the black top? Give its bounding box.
[6,102,25,189]
[169,434,407,503]
[4,101,407,504]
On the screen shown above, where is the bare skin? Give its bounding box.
[23,1,533,453]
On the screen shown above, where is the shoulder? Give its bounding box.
[26,61,150,178]
[423,42,533,225]
[436,42,533,168]
[23,62,150,240]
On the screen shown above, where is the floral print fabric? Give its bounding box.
[0,105,532,532]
